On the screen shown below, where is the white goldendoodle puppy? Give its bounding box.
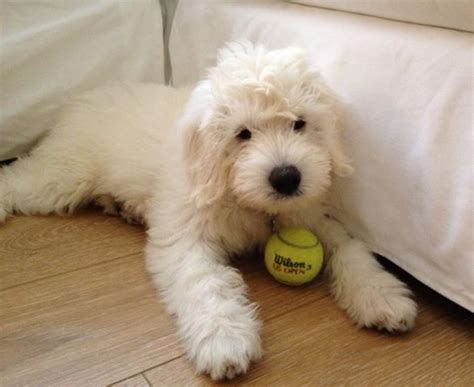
[0,42,417,379]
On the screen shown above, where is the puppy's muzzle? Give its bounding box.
[269,165,301,196]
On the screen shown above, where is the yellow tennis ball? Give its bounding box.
[264,227,324,286]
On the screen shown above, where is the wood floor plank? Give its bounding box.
[0,209,145,289]
[110,373,150,387]
[145,356,202,387]
[0,211,333,386]
[244,301,472,386]
[0,257,329,386]
[0,255,181,386]
[140,268,335,386]
[1,214,471,386]
[245,265,330,321]
[145,293,472,386]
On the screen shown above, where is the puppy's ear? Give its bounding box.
[315,87,353,177]
[328,119,354,178]
[181,82,231,208]
[325,103,354,177]
[312,81,354,178]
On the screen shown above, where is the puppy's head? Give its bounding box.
[181,41,352,213]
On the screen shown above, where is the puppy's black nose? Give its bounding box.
[269,165,301,196]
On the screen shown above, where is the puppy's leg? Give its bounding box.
[119,201,145,225]
[93,195,146,225]
[146,229,262,380]
[0,144,94,222]
[313,215,417,332]
[94,195,120,216]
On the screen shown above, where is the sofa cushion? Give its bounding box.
[287,0,472,32]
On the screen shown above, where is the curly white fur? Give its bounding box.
[0,42,417,380]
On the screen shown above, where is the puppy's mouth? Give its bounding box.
[269,189,304,201]
[262,188,313,215]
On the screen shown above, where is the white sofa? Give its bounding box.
[0,0,164,160]
[1,0,472,311]
[169,0,473,311]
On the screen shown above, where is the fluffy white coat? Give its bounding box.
[0,43,417,380]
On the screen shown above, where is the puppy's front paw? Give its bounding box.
[186,315,262,380]
[349,272,417,333]
[330,239,417,333]
[196,330,262,380]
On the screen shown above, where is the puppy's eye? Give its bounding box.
[237,128,252,140]
[293,120,306,131]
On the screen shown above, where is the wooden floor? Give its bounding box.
[0,208,472,387]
